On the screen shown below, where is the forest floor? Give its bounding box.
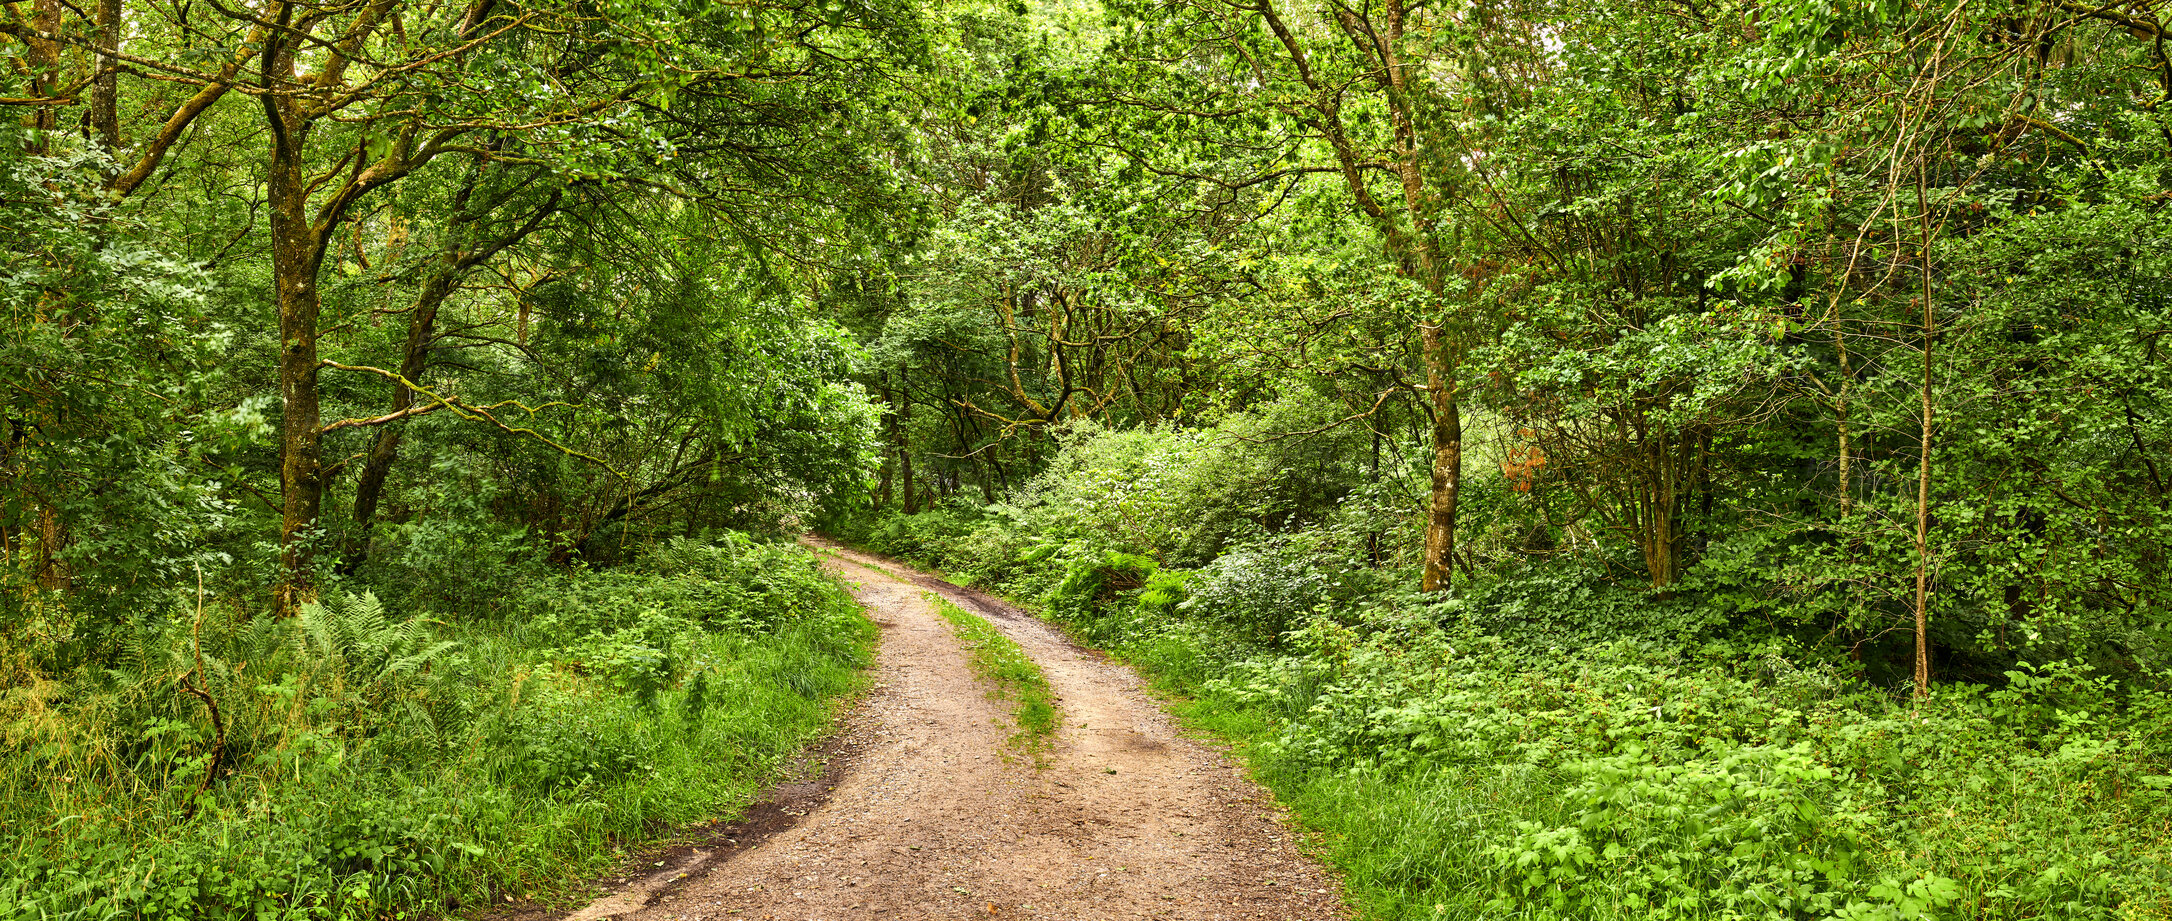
[545,540,1348,921]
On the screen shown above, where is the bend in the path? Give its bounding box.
[570,541,1347,921]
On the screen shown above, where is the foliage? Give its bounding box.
[1047,550,1158,622]
[842,0,2172,695]
[1,0,916,615]
[840,410,2172,919]
[1452,563,1724,651]
[11,0,2172,912]
[1071,589,2172,920]
[0,537,871,920]
[837,504,988,572]
[1182,535,1383,645]
[1484,744,1898,919]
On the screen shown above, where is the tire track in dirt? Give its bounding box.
[560,540,1347,921]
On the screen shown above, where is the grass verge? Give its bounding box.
[0,538,875,921]
[928,594,1057,763]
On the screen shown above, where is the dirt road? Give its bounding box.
[558,541,1348,921]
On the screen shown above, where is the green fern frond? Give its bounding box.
[351,592,389,644]
[298,599,337,661]
[384,641,460,680]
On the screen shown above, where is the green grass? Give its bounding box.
[0,539,876,921]
[928,594,1058,761]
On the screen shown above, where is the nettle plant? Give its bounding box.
[1485,743,1953,920]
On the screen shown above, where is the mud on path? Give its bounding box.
[558,540,1347,921]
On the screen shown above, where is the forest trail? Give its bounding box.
[557,540,1347,921]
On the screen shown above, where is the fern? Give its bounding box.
[297,592,458,689]
[384,642,460,681]
[117,618,165,680]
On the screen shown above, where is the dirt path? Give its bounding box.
[559,541,1348,921]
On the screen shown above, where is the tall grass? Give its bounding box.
[0,537,873,920]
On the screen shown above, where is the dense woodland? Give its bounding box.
[5,0,2171,914]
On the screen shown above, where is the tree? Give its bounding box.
[1103,0,1562,590]
[7,0,922,608]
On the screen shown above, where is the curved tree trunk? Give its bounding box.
[341,273,451,573]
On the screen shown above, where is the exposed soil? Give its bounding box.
[553,540,1348,921]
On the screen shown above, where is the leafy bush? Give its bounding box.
[853,505,986,571]
[1047,550,1158,619]
[1453,561,1723,650]
[1182,535,1389,644]
[519,535,847,641]
[1136,568,1194,620]
[349,462,541,617]
[557,622,681,707]
[849,402,1383,578]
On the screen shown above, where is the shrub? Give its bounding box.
[1136,568,1194,620]
[1454,561,1721,650]
[1181,535,1378,644]
[854,506,985,571]
[1046,550,1158,621]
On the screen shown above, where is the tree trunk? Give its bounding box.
[1367,425,1383,567]
[1644,432,1697,591]
[1911,174,1937,701]
[984,437,1009,494]
[878,378,901,510]
[342,272,452,573]
[35,504,68,591]
[901,449,917,514]
[266,32,325,613]
[1695,430,1713,555]
[89,0,120,153]
[1421,321,1462,592]
[1642,489,1680,589]
[24,0,59,141]
[1912,314,1934,700]
[272,227,326,612]
[1837,331,1855,517]
[0,421,21,567]
[898,392,918,514]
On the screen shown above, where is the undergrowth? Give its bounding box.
[1035,594,2172,921]
[928,594,1057,763]
[831,496,2172,920]
[0,535,873,920]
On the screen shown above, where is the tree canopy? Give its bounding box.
[6,0,2169,686]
